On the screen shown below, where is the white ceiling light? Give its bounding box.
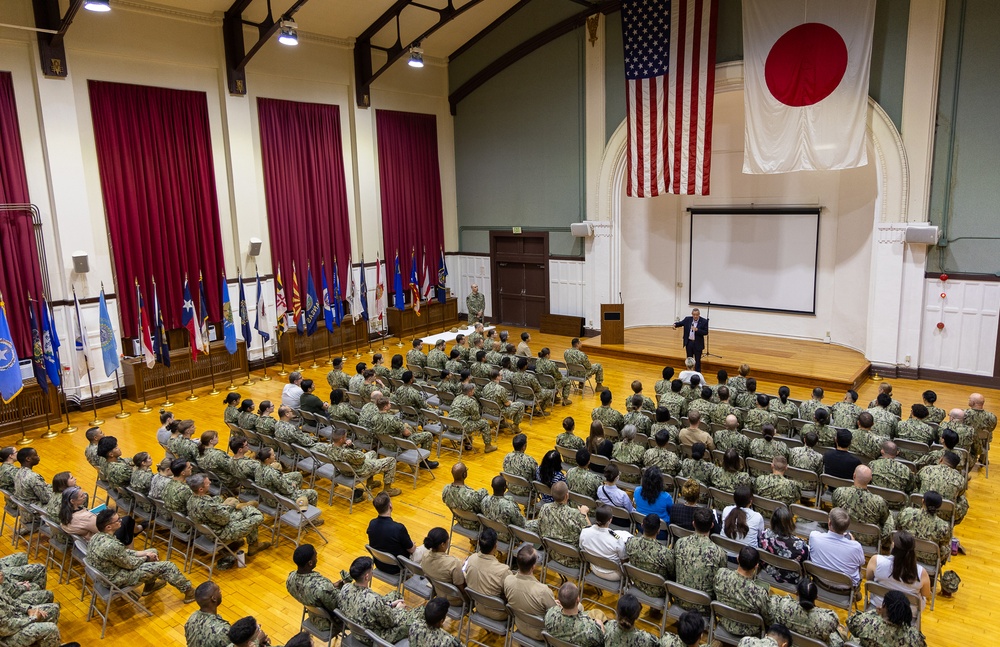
[277,19,298,46]
[83,0,111,12]
[408,44,424,68]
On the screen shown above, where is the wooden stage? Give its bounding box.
[581,326,870,392]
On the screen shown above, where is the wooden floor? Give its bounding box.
[0,327,995,646]
[582,327,871,391]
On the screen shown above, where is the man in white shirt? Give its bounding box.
[578,506,630,581]
[281,371,304,409]
[808,507,866,586]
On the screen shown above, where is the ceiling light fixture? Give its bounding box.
[277,19,298,46]
[408,44,424,68]
[83,0,111,12]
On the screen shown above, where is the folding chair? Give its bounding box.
[480,399,504,434]
[531,480,553,506]
[803,560,857,612]
[365,544,405,593]
[848,519,883,558]
[666,581,712,621]
[165,510,195,569]
[272,490,327,547]
[83,560,153,638]
[0,488,19,538]
[397,404,420,428]
[910,534,943,609]
[307,449,338,505]
[189,520,242,579]
[420,409,443,435]
[790,504,829,540]
[543,632,577,647]
[428,577,470,629]
[556,446,577,472]
[818,474,852,508]
[447,507,481,554]
[386,435,434,489]
[789,631,829,647]
[669,523,694,543]
[334,608,376,647]
[580,550,624,614]
[710,600,766,645]
[508,607,546,647]
[501,472,536,515]
[464,586,511,647]
[437,390,456,414]
[565,363,593,394]
[623,563,669,633]
[611,461,642,493]
[299,605,339,647]
[436,417,467,459]
[757,550,804,594]
[513,384,537,422]
[710,533,745,568]
[329,459,372,512]
[786,466,820,503]
[540,538,583,585]
[751,494,789,520]
[863,580,922,628]
[366,630,409,647]
[508,525,546,568]
[40,516,74,585]
[476,514,513,559]
[397,555,435,602]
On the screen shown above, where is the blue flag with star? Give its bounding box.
[98,288,120,377]
[0,298,22,404]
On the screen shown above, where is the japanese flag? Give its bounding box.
[742,0,875,174]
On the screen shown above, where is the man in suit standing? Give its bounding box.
[673,308,708,373]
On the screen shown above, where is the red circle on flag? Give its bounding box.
[765,23,848,107]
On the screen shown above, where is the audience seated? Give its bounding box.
[603,593,658,647]
[367,492,415,574]
[441,462,486,533]
[186,474,270,569]
[643,428,681,475]
[673,508,727,611]
[624,513,674,596]
[544,582,605,647]
[714,546,771,638]
[463,528,509,620]
[340,556,422,644]
[536,482,589,568]
[759,508,808,585]
[808,508,866,587]
[481,475,528,541]
[285,544,345,635]
[579,506,631,580]
[767,579,844,646]
[596,464,633,527]
[865,531,931,616]
[823,429,863,480]
[184,581,231,647]
[722,485,764,548]
[421,527,466,607]
[846,590,927,647]
[503,545,556,639]
[409,597,461,647]
[567,448,603,499]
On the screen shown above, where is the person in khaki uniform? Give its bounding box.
[503,545,556,640]
[464,529,511,620]
[420,528,466,607]
[678,410,715,450]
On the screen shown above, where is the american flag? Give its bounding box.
[622,0,718,196]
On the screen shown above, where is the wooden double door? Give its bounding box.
[490,231,549,328]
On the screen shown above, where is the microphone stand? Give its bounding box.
[703,301,722,359]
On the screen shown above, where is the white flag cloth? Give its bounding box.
[347,258,362,322]
[73,293,91,376]
[742,0,875,173]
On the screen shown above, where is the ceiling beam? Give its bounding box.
[448,0,533,62]
[353,0,487,108]
[223,0,310,96]
[32,0,88,77]
[448,0,618,115]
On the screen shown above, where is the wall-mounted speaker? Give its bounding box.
[570,222,594,237]
[904,225,940,245]
[248,238,263,257]
[72,251,90,274]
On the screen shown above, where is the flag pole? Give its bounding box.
[207,351,220,395]
[137,377,152,413]
[58,383,76,433]
[353,322,361,358]
[227,352,238,391]
[14,396,30,445]
[259,336,270,382]
[185,353,199,402]
[161,365,173,407]
[113,371,131,417]
[83,353,104,425]
[40,398,57,439]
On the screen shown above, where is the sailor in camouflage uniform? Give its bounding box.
[323,427,400,496]
[916,428,968,472]
[223,393,241,426]
[714,547,771,637]
[98,436,135,508]
[789,432,824,475]
[511,358,553,415]
[286,544,345,634]
[372,397,436,460]
[567,450,604,499]
[849,414,886,460]
[543,583,605,647]
[624,514,674,597]
[895,491,951,565]
[236,401,259,432]
[389,371,427,411]
[798,388,826,423]
[611,426,646,483]
[255,447,319,507]
[800,409,836,448]
[441,463,487,532]
[197,431,241,492]
[914,452,969,524]
[0,575,63,647]
[965,393,997,463]
[0,450,19,492]
[324,389,357,425]
[867,393,899,438]
[186,474,270,564]
[184,581,231,647]
[555,417,585,451]
[348,363,367,394]
[680,443,718,489]
[255,404,277,436]
[326,357,352,392]
[893,404,936,460]
[427,340,448,370]
[869,441,914,497]
[483,370,524,433]
[737,627,795,647]
[406,339,427,369]
[536,348,571,405]
[690,387,720,423]
[650,407,681,444]
[752,456,801,512]
[486,341,504,366]
[451,383,495,451]
[592,389,625,431]
[340,557,422,645]
[714,450,754,498]
[84,428,103,469]
[659,380,689,419]
[163,460,195,531]
[466,285,486,323]
[714,415,750,458]
[830,465,892,545]
[536,482,589,568]
[846,591,927,647]
[87,509,194,601]
[642,430,681,476]
[867,383,902,417]
[830,390,864,429]
[564,338,604,390]
[745,394,778,432]
[274,406,316,448]
[167,422,201,464]
[410,598,462,647]
[673,508,727,611]
[768,582,844,647]
[622,399,653,437]
[482,476,529,541]
[13,449,51,525]
[502,435,537,497]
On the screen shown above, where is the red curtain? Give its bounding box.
[89,80,225,336]
[375,110,445,299]
[0,71,44,356]
[257,98,352,302]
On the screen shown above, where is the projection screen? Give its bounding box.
[688,208,821,314]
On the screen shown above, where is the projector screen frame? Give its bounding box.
[687,206,822,315]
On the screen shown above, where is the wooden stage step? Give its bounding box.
[580,326,870,392]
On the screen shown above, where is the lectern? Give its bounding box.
[601,303,625,345]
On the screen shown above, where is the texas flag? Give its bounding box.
[742,0,875,174]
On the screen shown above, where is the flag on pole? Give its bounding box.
[255,271,271,345]
[98,287,120,377]
[409,249,421,316]
[221,271,237,354]
[41,298,61,387]
[321,261,334,333]
[198,272,211,355]
[375,253,385,328]
[621,0,718,196]
[74,290,94,375]
[393,252,405,310]
[436,247,448,304]
[181,276,203,360]
[305,264,320,336]
[152,280,170,367]
[292,261,303,334]
[742,0,875,173]
[238,273,252,348]
[359,256,370,323]
[28,298,48,394]
[0,295,23,404]
[136,282,155,368]
[347,256,360,323]
[332,258,344,327]
[274,264,287,341]
[421,247,434,302]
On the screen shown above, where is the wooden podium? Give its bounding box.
[600,303,624,345]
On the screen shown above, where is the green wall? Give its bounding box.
[927,1,1000,274]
